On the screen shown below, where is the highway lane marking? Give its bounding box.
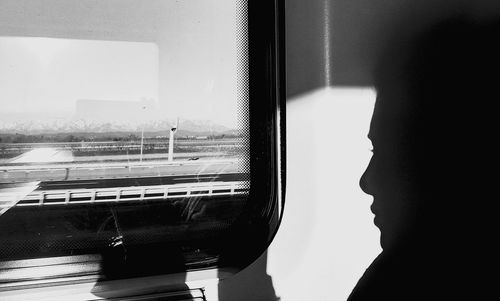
[0,159,238,171]
[1,172,244,184]
[173,176,218,181]
[42,181,100,186]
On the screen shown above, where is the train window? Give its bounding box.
[0,0,284,292]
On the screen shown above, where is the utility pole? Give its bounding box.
[140,106,146,162]
[168,118,178,162]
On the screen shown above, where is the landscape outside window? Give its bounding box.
[0,0,249,276]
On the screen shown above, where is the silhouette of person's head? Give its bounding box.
[352,16,499,300]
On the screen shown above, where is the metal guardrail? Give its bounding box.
[0,158,238,171]
[0,159,240,183]
[1,181,248,208]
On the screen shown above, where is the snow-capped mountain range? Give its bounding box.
[0,118,238,136]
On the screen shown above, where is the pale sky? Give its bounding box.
[0,0,244,129]
[0,37,158,118]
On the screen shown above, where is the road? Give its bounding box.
[0,159,245,184]
[35,172,247,190]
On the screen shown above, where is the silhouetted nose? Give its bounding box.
[359,158,373,196]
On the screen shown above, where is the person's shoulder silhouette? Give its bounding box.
[349,16,499,300]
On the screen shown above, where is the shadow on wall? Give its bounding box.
[288,0,500,95]
[218,251,279,301]
[286,0,330,98]
[219,0,500,300]
[349,15,500,300]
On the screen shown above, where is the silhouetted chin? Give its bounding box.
[373,216,390,249]
[375,220,397,251]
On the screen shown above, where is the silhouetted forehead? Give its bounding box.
[367,104,386,146]
[367,94,421,149]
[368,19,500,150]
[366,115,382,146]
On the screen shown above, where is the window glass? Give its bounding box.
[0,0,255,281]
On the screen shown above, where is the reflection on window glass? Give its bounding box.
[0,0,248,278]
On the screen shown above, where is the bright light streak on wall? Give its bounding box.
[268,87,380,301]
[324,0,332,86]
